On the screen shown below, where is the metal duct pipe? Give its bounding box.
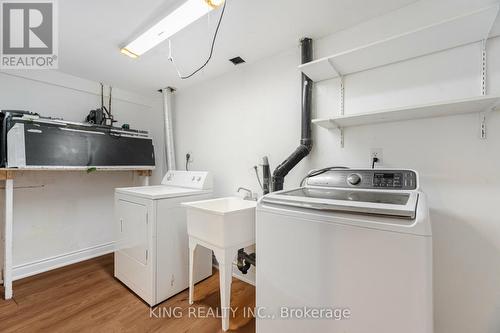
[272,38,313,191]
[162,87,176,171]
[300,38,313,149]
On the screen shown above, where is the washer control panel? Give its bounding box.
[307,169,417,190]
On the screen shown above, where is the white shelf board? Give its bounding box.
[312,118,337,129]
[300,59,339,82]
[300,5,499,82]
[313,95,500,129]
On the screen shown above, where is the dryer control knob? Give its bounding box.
[347,174,361,185]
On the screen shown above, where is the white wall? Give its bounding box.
[0,71,164,280]
[171,1,500,332]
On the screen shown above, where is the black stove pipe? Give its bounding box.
[272,37,313,192]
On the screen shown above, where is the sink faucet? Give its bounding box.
[237,187,257,201]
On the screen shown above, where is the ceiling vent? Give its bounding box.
[229,56,245,65]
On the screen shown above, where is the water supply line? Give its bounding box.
[162,87,177,171]
[272,38,313,192]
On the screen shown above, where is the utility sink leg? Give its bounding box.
[3,179,13,300]
[188,239,197,305]
[214,247,237,332]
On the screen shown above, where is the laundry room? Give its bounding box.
[0,0,499,332]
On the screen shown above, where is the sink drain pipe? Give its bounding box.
[237,249,256,274]
[272,37,313,192]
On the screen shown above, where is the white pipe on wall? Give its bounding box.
[162,88,176,171]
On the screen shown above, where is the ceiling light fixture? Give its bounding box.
[120,0,225,58]
[204,0,225,9]
[120,48,139,59]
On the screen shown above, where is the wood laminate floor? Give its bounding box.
[0,254,255,332]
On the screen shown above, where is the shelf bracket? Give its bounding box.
[481,39,487,96]
[479,39,490,137]
[339,75,345,116]
[339,128,345,148]
[479,102,499,139]
[338,75,345,148]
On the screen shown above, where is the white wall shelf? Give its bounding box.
[299,5,499,82]
[312,95,500,130]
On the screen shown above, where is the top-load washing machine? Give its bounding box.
[256,169,432,333]
[114,170,213,306]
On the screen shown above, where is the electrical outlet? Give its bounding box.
[370,148,383,166]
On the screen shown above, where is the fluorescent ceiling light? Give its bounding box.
[120,48,139,59]
[121,0,224,58]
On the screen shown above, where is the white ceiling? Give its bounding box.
[58,0,419,94]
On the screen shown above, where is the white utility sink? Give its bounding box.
[183,196,257,331]
[182,197,256,248]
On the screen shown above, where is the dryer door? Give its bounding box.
[114,195,154,305]
[116,199,149,264]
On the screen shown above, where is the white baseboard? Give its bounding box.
[11,242,115,281]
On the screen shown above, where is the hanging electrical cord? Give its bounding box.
[168,0,227,79]
[299,166,350,187]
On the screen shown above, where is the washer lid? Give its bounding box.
[115,185,211,200]
[262,187,418,219]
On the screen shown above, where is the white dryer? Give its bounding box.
[114,171,213,306]
[256,169,432,333]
